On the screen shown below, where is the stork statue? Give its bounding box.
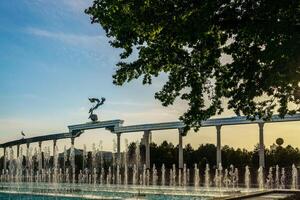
[21,131,25,139]
[88,97,106,122]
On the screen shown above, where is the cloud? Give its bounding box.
[61,0,92,13]
[25,27,107,48]
[25,0,92,17]
[107,101,153,107]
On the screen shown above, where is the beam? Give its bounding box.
[68,120,124,133]
[0,132,72,148]
[2,113,300,149]
[202,113,300,126]
[116,122,185,133]
[114,113,300,133]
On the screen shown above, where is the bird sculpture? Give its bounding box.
[21,131,25,139]
[88,97,105,122]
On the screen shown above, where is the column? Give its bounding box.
[70,138,75,170]
[17,145,20,158]
[38,141,42,172]
[3,147,6,171]
[53,140,57,168]
[116,133,121,165]
[70,137,76,183]
[178,128,184,169]
[258,123,265,168]
[26,143,30,170]
[144,130,151,169]
[53,140,57,156]
[216,125,222,166]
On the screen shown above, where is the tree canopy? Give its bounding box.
[125,140,300,169]
[85,0,300,132]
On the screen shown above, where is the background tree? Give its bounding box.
[125,140,300,169]
[86,0,300,132]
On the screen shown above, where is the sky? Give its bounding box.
[0,0,299,154]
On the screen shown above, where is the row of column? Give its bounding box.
[216,123,265,168]
[140,123,266,169]
[2,137,74,171]
[141,123,265,169]
[3,122,266,170]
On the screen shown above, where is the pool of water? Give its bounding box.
[0,193,84,200]
[0,192,211,200]
[0,183,253,200]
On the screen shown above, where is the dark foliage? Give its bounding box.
[127,140,300,169]
[85,0,300,132]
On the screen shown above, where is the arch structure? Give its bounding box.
[1,114,300,170]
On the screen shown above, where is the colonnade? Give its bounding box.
[3,113,300,171]
[1,122,267,171]
[116,122,266,169]
[2,137,76,173]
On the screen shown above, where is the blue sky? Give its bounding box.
[0,0,172,119]
[0,0,184,149]
[0,0,299,152]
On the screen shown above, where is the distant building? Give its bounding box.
[58,148,113,161]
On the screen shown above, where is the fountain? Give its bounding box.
[99,167,103,185]
[275,165,280,189]
[183,164,187,186]
[161,164,165,186]
[172,164,176,186]
[69,143,75,184]
[280,167,286,189]
[143,164,146,185]
[132,164,137,185]
[266,167,274,189]
[223,169,229,188]
[214,163,223,188]
[194,164,200,187]
[1,140,300,200]
[257,166,264,190]
[107,166,112,185]
[204,164,210,189]
[244,166,250,190]
[124,139,128,186]
[134,141,140,184]
[291,164,298,190]
[152,164,158,186]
